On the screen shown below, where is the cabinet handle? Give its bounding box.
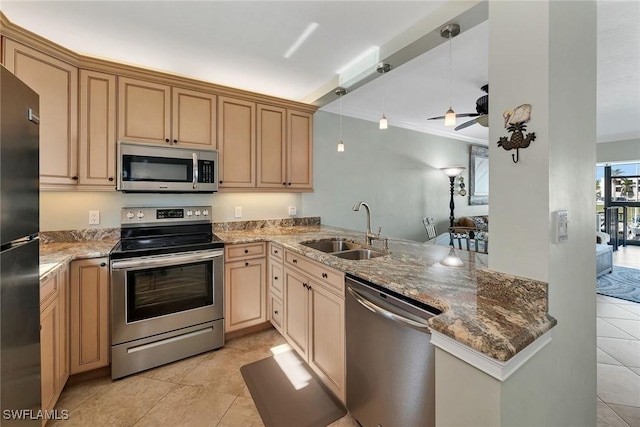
[108,177,114,182]
[322,273,328,278]
[282,182,286,186]
[100,262,106,267]
[274,276,278,280]
[302,283,308,289]
[245,262,249,267]
[219,180,223,184]
[287,182,291,186]
[244,249,249,254]
[307,285,312,291]
[292,259,298,264]
[274,310,279,315]
[165,138,170,143]
[71,176,78,181]
[274,250,278,254]
[173,139,178,144]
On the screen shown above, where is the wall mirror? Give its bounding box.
[469,144,489,205]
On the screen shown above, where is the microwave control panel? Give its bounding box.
[199,160,214,183]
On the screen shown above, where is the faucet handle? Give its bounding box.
[377,226,382,236]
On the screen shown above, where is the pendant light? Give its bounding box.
[336,88,347,152]
[376,63,391,130]
[441,24,460,127]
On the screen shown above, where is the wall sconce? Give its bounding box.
[440,166,465,228]
[458,176,467,196]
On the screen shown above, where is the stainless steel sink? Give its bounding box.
[301,239,363,253]
[331,249,386,260]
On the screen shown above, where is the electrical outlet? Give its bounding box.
[89,210,100,225]
[234,206,242,218]
[288,206,297,216]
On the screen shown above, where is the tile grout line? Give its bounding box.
[601,401,632,427]
[130,381,180,427]
[599,317,639,340]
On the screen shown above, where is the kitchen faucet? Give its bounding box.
[352,201,388,249]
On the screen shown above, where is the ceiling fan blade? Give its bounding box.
[427,112,480,121]
[454,117,481,131]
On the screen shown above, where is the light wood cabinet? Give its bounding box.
[287,110,313,189]
[256,106,314,190]
[40,293,59,417]
[70,258,109,374]
[257,104,287,188]
[267,243,284,333]
[3,39,78,185]
[172,87,217,148]
[39,264,69,418]
[224,243,267,332]
[118,77,217,148]
[283,251,345,401]
[218,96,256,188]
[79,69,117,187]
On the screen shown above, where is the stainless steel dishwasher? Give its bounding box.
[345,274,440,427]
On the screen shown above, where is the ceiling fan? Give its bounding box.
[428,84,489,131]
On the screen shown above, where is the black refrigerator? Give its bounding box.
[0,65,41,425]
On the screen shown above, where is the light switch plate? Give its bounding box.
[234,206,242,218]
[553,210,568,243]
[288,206,297,216]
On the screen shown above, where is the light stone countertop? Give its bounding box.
[39,225,556,362]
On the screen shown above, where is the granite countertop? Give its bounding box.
[216,225,557,362]
[39,223,556,362]
[39,239,118,281]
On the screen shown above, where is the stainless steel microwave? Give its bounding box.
[116,141,218,193]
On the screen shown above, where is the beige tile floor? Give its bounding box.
[53,245,640,427]
[52,328,358,427]
[597,245,640,427]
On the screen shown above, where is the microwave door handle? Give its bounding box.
[193,152,198,189]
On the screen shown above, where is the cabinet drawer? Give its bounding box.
[226,242,266,261]
[269,260,283,298]
[269,243,283,262]
[285,250,344,295]
[40,272,58,307]
[270,294,283,333]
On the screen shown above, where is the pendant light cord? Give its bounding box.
[448,32,452,109]
[339,93,343,140]
[382,71,386,114]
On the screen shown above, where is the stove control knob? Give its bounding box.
[126,211,135,220]
[137,211,145,219]
[186,210,193,217]
[195,210,201,216]
[203,209,209,216]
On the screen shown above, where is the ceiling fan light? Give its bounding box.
[337,140,345,152]
[477,115,489,127]
[444,108,456,127]
[379,114,388,130]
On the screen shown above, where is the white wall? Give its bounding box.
[302,110,487,242]
[597,138,640,163]
[40,191,302,230]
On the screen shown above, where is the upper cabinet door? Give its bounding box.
[172,87,217,148]
[217,96,256,188]
[3,39,78,185]
[287,110,313,189]
[257,104,287,188]
[79,70,117,187]
[118,77,171,145]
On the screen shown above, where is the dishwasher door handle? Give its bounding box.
[347,286,430,330]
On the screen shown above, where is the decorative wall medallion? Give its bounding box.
[498,104,536,163]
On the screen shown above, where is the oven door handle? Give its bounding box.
[111,250,223,271]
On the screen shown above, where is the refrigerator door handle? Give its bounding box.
[28,108,40,125]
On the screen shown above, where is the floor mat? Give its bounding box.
[597,265,640,304]
[240,347,346,427]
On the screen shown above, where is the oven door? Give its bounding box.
[110,249,224,345]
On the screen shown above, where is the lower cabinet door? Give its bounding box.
[283,268,309,359]
[40,298,59,414]
[225,258,266,332]
[309,282,346,402]
[70,258,109,374]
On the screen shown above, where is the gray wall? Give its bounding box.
[302,110,488,242]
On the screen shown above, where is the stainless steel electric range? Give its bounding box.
[109,206,224,379]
